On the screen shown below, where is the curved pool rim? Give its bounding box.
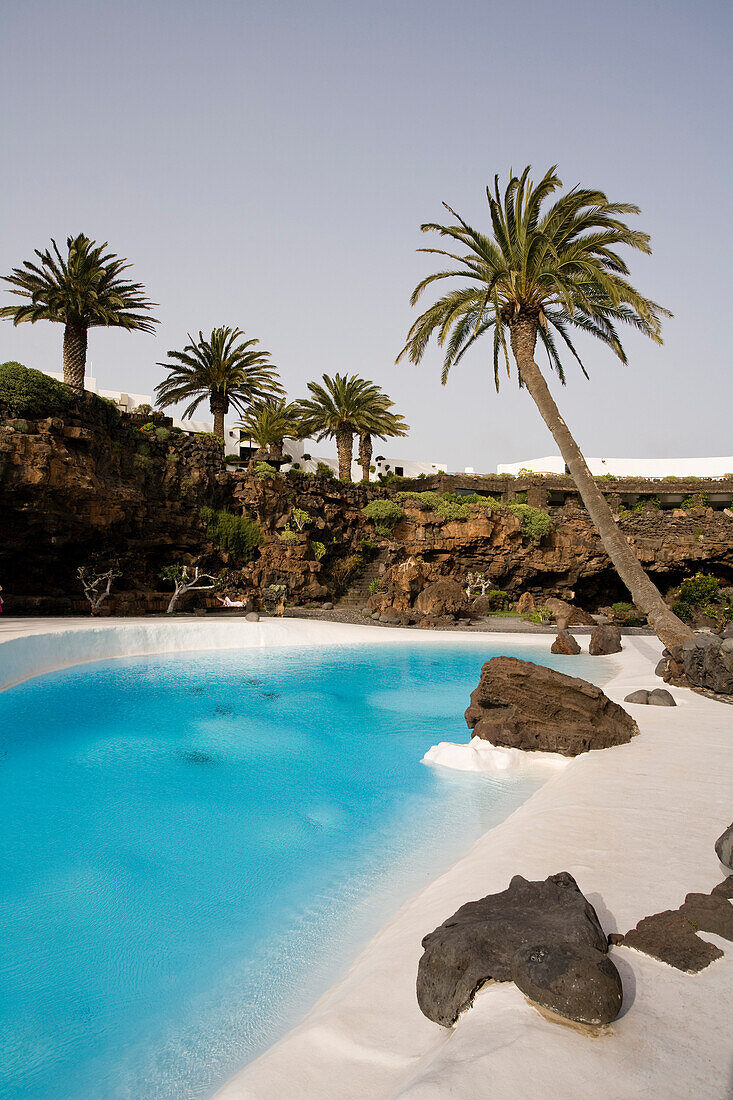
[0,616,588,692]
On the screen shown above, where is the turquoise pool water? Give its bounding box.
[0,641,606,1099]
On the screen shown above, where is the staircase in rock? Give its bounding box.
[336,552,388,609]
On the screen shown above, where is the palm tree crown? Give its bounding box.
[398,166,691,650]
[297,373,406,480]
[398,165,669,387]
[155,326,283,442]
[1,233,157,394]
[236,398,303,465]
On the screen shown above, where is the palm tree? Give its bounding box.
[0,233,157,395]
[296,373,397,481]
[236,398,303,466]
[357,401,409,482]
[155,326,283,442]
[398,166,692,650]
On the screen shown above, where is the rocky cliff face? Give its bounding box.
[2,408,732,614]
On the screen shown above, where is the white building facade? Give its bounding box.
[497,455,733,479]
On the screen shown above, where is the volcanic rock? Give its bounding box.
[546,597,596,628]
[416,872,611,1027]
[465,656,638,756]
[681,633,733,695]
[415,579,467,619]
[648,688,676,706]
[716,824,733,870]
[624,689,650,704]
[511,942,622,1025]
[589,624,623,655]
[551,629,581,655]
[516,591,535,615]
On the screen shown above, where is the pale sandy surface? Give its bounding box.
[1,619,731,1099]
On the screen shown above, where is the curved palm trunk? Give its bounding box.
[336,429,354,481]
[509,319,693,651]
[209,392,228,444]
[63,320,88,395]
[359,432,373,483]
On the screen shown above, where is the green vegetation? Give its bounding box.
[1,233,157,395]
[671,572,733,626]
[0,361,75,418]
[156,326,283,442]
[291,507,310,531]
[315,461,335,478]
[488,589,511,610]
[279,527,298,543]
[199,506,262,561]
[506,503,554,542]
[254,460,278,477]
[236,398,302,465]
[681,491,709,510]
[311,541,326,561]
[526,606,553,623]
[362,499,404,528]
[368,578,381,595]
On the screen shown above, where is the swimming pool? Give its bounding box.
[0,640,607,1099]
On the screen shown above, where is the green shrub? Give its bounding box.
[155,427,171,442]
[507,503,553,542]
[671,599,693,623]
[362,499,404,527]
[435,499,471,521]
[200,506,263,561]
[254,461,278,478]
[374,524,393,538]
[331,553,365,591]
[679,573,720,607]
[368,578,381,595]
[280,528,298,543]
[611,601,635,615]
[682,492,709,510]
[312,540,326,560]
[135,403,152,415]
[527,606,552,623]
[0,361,76,418]
[395,489,442,509]
[360,538,378,559]
[488,589,511,611]
[632,496,660,513]
[224,453,243,464]
[315,461,335,478]
[291,507,311,531]
[134,453,153,474]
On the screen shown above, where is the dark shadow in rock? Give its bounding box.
[608,951,637,1018]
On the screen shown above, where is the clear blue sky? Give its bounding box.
[2,0,731,471]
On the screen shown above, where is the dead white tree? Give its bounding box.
[161,565,217,614]
[465,572,490,599]
[78,565,120,615]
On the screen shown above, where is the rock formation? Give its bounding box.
[589,624,623,655]
[464,656,638,756]
[416,872,621,1027]
[551,629,581,655]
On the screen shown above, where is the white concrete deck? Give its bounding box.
[1,618,731,1098]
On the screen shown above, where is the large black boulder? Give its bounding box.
[416,872,614,1027]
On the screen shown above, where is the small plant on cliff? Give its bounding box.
[315,461,335,478]
[1,234,158,395]
[368,577,381,595]
[291,508,311,531]
[331,553,366,593]
[312,541,326,561]
[199,507,262,561]
[77,564,120,615]
[681,492,709,511]
[362,499,404,528]
[465,572,490,597]
[279,526,298,543]
[160,564,218,614]
[526,606,552,623]
[254,460,278,478]
[435,499,471,521]
[489,589,512,610]
[506,503,553,543]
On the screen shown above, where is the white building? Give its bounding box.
[497,455,733,479]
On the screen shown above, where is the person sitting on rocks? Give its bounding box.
[216,594,245,608]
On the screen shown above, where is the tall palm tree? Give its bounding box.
[296,373,396,481]
[236,398,303,466]
[398,166,692,650]
[357,400,409,482]
[0,233,157,395]
[155,326,283,442]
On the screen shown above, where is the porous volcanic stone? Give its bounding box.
[511,942,622,1025]
[620,881,733,972]
[682,633,733,695]
[589,624,622,655]
[655,658,667,678]
[416,872,609,1027]
[465,656,638,756]
[648,688,676,706]
[545,598,596,628]
[516,591,535,615]
[245,611,259,622]
[715,824,733,870]
[551,629,581,655]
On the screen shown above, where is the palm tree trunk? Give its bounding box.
[336,429,354,481]
[209,392,227,443]
[269,439,284,464]
[63,320,87,395]
[509,319,692,651]
[359,432,373,482]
